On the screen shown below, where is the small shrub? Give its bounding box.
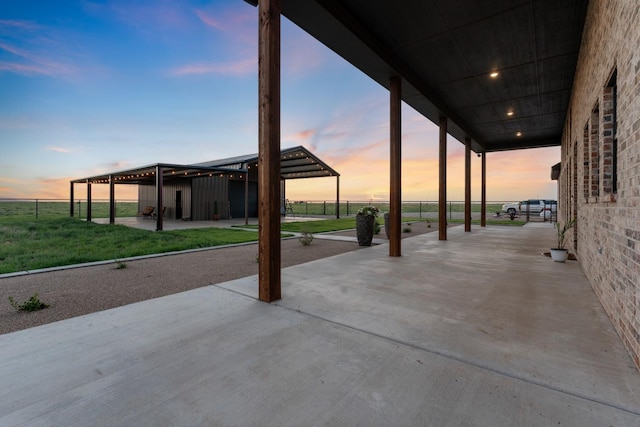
[8,293,49,312]
[403,225,412,233]
[298,230,314,246]
[425,219,431,228]
[115,261,127,269]
[374,222,381,235]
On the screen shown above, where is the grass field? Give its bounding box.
[0,217,261,274]
[0,201,522,274]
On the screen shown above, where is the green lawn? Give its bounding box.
[0,217,262,274]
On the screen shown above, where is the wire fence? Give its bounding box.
[0,198,554,222]
[0,199,138,220]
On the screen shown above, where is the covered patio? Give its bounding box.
[1,225,638,425]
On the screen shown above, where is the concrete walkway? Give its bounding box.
[1,225,639,426]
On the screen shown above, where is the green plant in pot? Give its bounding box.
[550,218,576,262]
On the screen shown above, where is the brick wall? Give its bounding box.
[559,0,640,370]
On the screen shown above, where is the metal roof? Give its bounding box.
[261,0,588,152]
[195,145,340,179]
[72,146,338,184]
[71,163,247,185]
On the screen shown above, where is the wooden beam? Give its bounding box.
[389,76,401,257]
[336,176,340,219]
[156,166,163,231]
[86,180,92,222]
[109,175,115,225]
[244,170,249,226]
[481,152,487,227]
[69,182,74,217]
[258,0,281,302]
[439,115,447,240]
[464,137,471,232]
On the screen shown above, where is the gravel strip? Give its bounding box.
[0,223,439,335]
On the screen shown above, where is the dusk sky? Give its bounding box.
[0,0,560,203]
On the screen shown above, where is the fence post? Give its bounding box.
[323,201,326,215]
[449,201,452,220]
[78,200,81,219]
[35,199,39,219]
[347,201,350,216]
[419,201,422,219]
[305,202,308,215]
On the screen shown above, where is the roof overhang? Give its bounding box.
[196,145,340,179]
[248,0,588,153]
[550,162,561,180]
[71,163,247,185]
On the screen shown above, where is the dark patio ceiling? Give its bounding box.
[269,0,588,152]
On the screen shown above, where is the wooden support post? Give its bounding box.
[336,176,340,219]
[109,175,115,225]
[389,76,401,257]
[244,170,249,226]
[258,0,281,302]
[481,152,487,227]
[156,166,163,231]
[464,137,471,232]
[86,180,92,222]
[69,182,74,217]
[438,115,447,240]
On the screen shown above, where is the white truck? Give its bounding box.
[501,202,520,215]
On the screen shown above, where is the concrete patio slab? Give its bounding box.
[1,225,639,426]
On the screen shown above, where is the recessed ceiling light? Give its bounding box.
[507,111,514,116]
[490,71,499,78]
[516,131,522,137]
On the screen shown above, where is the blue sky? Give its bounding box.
[0,0,559,202]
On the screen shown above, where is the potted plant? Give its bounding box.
[550,218,576,262]
[213,201,220,221]
[356,205,379,246]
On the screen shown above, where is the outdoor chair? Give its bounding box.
[140,206,154,219]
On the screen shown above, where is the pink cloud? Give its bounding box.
[47,147,71,153]
[195,9,225,30]
[0,19,42,30]
[169,58,256,76]
[84,1,191,31]
[285,129,316,143]
[0,34,78,78]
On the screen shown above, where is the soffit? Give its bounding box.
[279,0,588,152]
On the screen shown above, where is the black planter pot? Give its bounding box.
[356,215,375,246]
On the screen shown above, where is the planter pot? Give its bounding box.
[550,248,569,262]
[356,215,375,246]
